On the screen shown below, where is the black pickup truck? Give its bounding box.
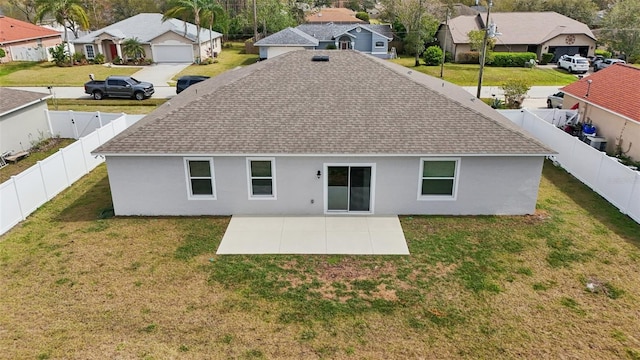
[84,75,155,100]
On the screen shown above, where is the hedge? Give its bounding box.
[541,53,554,65]
[595,49,612,58]
[457,52,480,64]
[489,52,537,67]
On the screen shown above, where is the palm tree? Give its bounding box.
[201,0,224,58]
[163,0,205,63]
[35,0,90,66]
[122,38,145,63]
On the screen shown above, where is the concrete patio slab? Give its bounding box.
[217,216,409,255]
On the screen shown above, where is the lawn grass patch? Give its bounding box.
[0,62,140,86]
[1,161,640,358]
[0,137,75,182]
[390,56,578,86]
[172,42,258,80]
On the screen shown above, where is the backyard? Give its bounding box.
[0,161,639,359]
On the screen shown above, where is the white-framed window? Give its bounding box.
[184,158,216,199]
[418,158,459,200]
[246,157,276,199]
[375,41,385,48]
[84,44,95,59]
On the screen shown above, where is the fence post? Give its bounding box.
[97,111,103,128]
[79,139,89,173]
[45,109,54,138]
[69,110,79,139]
[59,148,71,186]
[10,177,26,221]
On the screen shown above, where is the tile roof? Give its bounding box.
[447,12,596,45]
[255,27,319,46]
[296,23,393,41]
[0,88,50,117]
[561,64,640,122]
[305,8,365,23]
[94,50,551,156]
[73,13,222,44]
[0,16,61,45]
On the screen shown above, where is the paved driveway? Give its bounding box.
[129,63,191,87]
[217,216,410,255]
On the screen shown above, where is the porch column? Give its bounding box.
[351,41,355,49]
[116,43,123,58]
[95,41,103,55]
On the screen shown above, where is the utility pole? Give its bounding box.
[440,9,449,78]
[476,0,492,99]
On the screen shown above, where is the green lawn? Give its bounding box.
[391,57,578,86]
[1,161,639,358]
[171,42,259,83]
[0,62,140,86]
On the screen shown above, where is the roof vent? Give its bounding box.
[312,55,329,62]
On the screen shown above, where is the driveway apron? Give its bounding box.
[130,63,191,87]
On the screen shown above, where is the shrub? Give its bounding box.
[595,49,611,58]
[501,79,531,109]
[490,52,537,67]
[326,44,337,50]
[112,56,122,65]
[48,44,69,66]
[93,53,105,64]
[444,51,453,63]
[0,48,5,58]
[355,11,369,22]
[457,52,479,64]
[541,53,554,65]
[423,46,443,66]
[628,54,640,64]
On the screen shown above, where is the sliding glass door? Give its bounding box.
[327,166,372,212]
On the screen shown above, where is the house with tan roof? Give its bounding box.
[93,50,552,217]
[72,13,222,63]
[0,15,62,62]
[438,12,596,63]
[0,88,51,155]
[561,64,640,160]
[305,8,366,24]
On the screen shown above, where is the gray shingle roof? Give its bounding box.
[94,50,551,156]
[73,13,222,44]
[447,12,596,45]
[255,27,319,46]
[0,88,50,117]
[296,24,393,41]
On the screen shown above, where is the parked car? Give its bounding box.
[587,55,604,66]
[558,54,589,74]
[84,75,154,100]
[547,91,564,108]
[593,58,626,72]
[176,75,210,94]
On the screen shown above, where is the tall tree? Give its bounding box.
[600,0,640,60]
[35,0,90,66]
[201,0,224,56]
[7,0,37,23]
[384,0,441,66]
[164,0,205,62]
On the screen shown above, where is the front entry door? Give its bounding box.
[327,166,372,212]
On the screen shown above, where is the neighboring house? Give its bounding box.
[72,13,223,63]
[561,64,640,160]
[0,88,51,154]
[255,23,393,60]
[438,12,596,62]
[305,7,366,24]
[0,15,62,62]
[93,50,552,217]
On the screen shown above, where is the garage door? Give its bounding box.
[152,45,194,63]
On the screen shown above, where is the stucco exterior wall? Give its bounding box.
[106,155,544,216]
[3,37,61,62]
[0,101,50,154]
[542,34,595,56]
[564,94,640,160]
[263,46,309,59]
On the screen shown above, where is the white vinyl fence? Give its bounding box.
[1,113,142,236]
[500,109,640,224]
[46,110,142,139]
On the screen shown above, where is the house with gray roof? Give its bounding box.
[255,23,393,60]
[73,13,223,63]
[0,88,51,156]
[94,50,552,217]
[438,12,596,62]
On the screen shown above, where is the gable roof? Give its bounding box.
[446,12,596,45]
[561,64,640,122]
[296,23,393,42]
[305,8,365,24]
[0,15,61,45]
[255,27,319,47]
[0,88,50,117]
[95,50,550,156]
[73,13,222,44]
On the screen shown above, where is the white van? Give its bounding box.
[558,55,589,74]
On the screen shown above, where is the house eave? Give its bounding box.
[0,95,51,118]
[563,92,640,125]
[94,152,554,157]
